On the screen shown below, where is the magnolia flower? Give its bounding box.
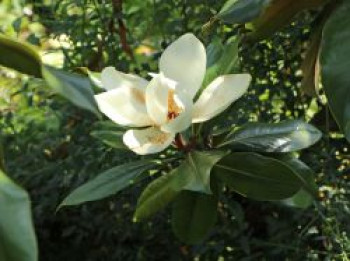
[95,33,251,155]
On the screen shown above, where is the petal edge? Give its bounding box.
[192,74,251,123]
[159,33,206,99]
[123,127,175,155]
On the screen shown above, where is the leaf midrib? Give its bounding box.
[219,125,314,148]
[215,164,293,185]
[187,154,206,189]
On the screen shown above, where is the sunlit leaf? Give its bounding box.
[0,170,38,261]
[184,151,227,194]
[134,164,185,221]
[0,34,42,77]
[203,37,240,88]
[134,151,227,221]
[60,160,155,208]
[42,65,100,116]
[218,120,322,152]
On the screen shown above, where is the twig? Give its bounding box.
[111,0,134,60]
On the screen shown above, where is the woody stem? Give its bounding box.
[174,133,185,150]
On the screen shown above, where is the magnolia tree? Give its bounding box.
[0,0,349,258]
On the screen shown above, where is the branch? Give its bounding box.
[111,0,134,60]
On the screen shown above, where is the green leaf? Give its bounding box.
[267,154,317,208]
[206,38,224,68]
[214,152,302,200]
[246,0,327,41]
[202,37,240,88]
[218,120,322,152]
[300,25,322,97]
[280,156,317,195]
[283,189,314,209]
[91,130,126,149]
[277,156,317,208]
[60,160,155,208]
[134,164,187,221]
[12,18,23,33]
[134,151,227,221]
[92,120,128,131]
[172,191,218,244]
[42,65,100,116]
[216,0,271,24]
[0,142,5,172]
[0,170,38,261]
[215,0,326,41]
[184,151,227,194]
[320,0,350,142]
[0,34,42,77]
[79,67,102,88]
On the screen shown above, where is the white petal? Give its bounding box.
[145,73,176,126]
[159,33,206,99]
[101,67,148,90]
[192,74,251,123]
[161,90,193,134]
[123,127,175,155]
[95,86,152,127]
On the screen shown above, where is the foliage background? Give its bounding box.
[0,0,349,260]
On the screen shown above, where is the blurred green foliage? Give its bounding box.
[0,0,349,260]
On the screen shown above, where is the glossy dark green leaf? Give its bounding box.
[60,160,155,208]
[0,170,38,261]
[281,156,317,196]
[172,191,218,244]
[246,0,327,41]
[91,130,126,149]
[218,120,322,152]
[214,0,326,41]
[42,65,100,116]
[206,38,224,68]
[216,0,270,24]
[134,163,187,221]
[214,152,301,200]
[277,156,317,208]
[320,0,350,142]
[0,34,42,77]
[184,151,227,194]
[202,37,240,87]
[134,151,226,221]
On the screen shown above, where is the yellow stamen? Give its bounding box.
[167,90,182,121]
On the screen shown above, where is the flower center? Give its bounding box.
[167,89,182,121]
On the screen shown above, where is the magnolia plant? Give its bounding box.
[0,0,349,252]
[0,32,322,243]
[94,34,251,155]
[56,33,322,243]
